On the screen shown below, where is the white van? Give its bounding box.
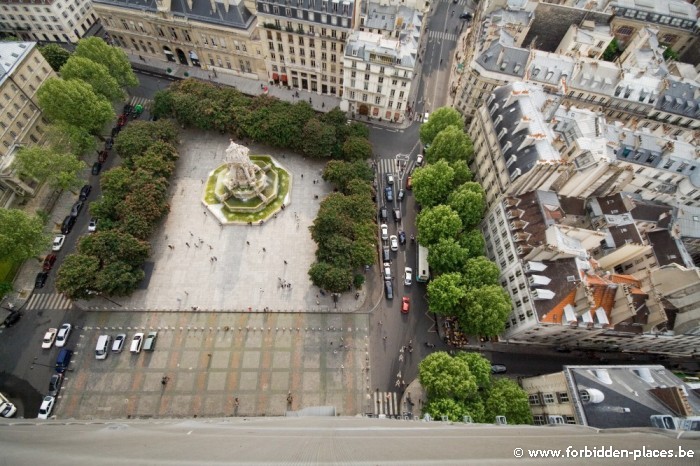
[0,392,17,418]
[95,334,111,360]
[130,333,144,353]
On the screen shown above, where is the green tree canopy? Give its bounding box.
[74,37,138,88]
[425,125,474,164]
[458,229,486,258]
[55,253,100,300]
[417,205,462,246]
[447,182,485,229]
[45,122,96,156]
[454,352,493,388]
[342,136,373,161]
[462,256,500,289]
[114,120,179,161]
[308,261,354,292]
[38,44,71,71]
[459,285,512,337]
[78,230,149,268]
[37,78,115,134]
[14,146,86,191]
[450,161,473,187]
[322,160,373,193]
[419,107,463,146]
[427,238,469,276]
[60,55,125,102]
[427,272,466,316]
[412,160,455,208]
[0,209,48,262]
[424,398,468,422]
[483,378,533,425]
[418,352,477,400]
[302,119,336,158]
[94,261,145,296]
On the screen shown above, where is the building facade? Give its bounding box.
[0,41,55,207]
[0,0,98,43]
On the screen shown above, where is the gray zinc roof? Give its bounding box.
[0,41,33,87]
[656,78,700,120]
[475,37,529,78]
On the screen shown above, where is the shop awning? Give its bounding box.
[272,73,279,80]
[281,74,288,82]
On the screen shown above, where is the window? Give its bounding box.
[528,394,541,406]
[557,392,569,403]
[543,393,555,404]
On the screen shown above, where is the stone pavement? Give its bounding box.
[55,311,370,419]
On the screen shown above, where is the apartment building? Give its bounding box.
[342,30,416,121]
[93,0,266,79]
[0,41,54,207]
[522,365,700,430]
[554,22,613,60]
[255,0,360,96]
[0,0,98,44]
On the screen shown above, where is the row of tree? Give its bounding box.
[307,160,377,292]
[414,107,511,338]
[55,120,180,299]
[419,351,532,424]
[152,79,372,160]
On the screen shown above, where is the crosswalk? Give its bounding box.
[127,96,153,111]
[428,30,458,42]
[443,0,472,5]
[373,391,400,417]
[377,158,417,187]
[24,292,73,311]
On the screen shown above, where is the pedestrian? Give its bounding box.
[190,231,194,236]
[210,257,214,263]
[262,247,266,252]
[383,336,387,341]
[203,210,207,215]
[209,245,213,250]
[322,102,325,108]
[214,256,217,261]
[234,397,239,408]
[284,260,288,265]
[246,241,250,245]
[184,291,189,295]
[309,97,312,104]
[378,321,383,325]
[260,83,264,89]
[186,242,190,248]
[194,243,199,248]
[301,174,304,179]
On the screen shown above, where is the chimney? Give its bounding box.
[210,0,217,13]
[187,0,193,9]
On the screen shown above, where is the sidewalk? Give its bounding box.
[125,51,414,131]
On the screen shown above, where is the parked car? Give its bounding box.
[88,218,98,233]
[491,364,507,374]
[393,208,401,222]
[78,184,92,201]
[130,332,144,353]
[383,262,392,280]
[34,272,48,289]
[416,154,424,166]
[91,162,102,175]
[112,333,126,353]
[3,311,21,328]
[379,206,388,222]
[55,323,72,348]
[380,224,389,241]
[37,395,55,419]
[48,373,63,397]
[41,328,57,349]
[382,247,391,263]
[52,235,66,251]
[384,280,393,300]
[386,173,394,185]
[384,186,393,201]
[69,201,84,218]
[117,114,128,127]
[55,348,72,373]
[98,150,108,164]
[60,216,76,234]
[406,176,413,190]
[42,253,57,272]
[397,189,404,202]
[398,231,406,245]
[401,296,410,314]
[390,235,398,251]
[423,112,430,123]
[110,126,121,138]
[404,267,412,286]
[144,331,158,351]
[104,137,114,150]
[460,11,472,20]
[95,334,111,360]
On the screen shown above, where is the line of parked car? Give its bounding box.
[95,331,158,358]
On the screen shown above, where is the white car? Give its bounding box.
[416,154,424,166]
[380,224,389,241]
[383,262,392,280]
[423,112,430,123]
[41,328,58,349]
[51,235,66,251]
[404,267,413,286]
[390,235,399,251]
[112,333,126,353]
[88,218,98,233]
[37,395,55,419]
[55,323,72,348]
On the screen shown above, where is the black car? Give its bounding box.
[382,247,391,263]
[48,373,63,397]
[110,126,121,138]
[3,311,21,327]
[379,206,388,222]
[35,272,48,289]
[398,231,406,245]
[69,200,84,217]
[384,186,393,202]
[105,137,114,150]
[92,162,102,175]
[460,12,472,20]
[79,184,92,201]
[384,280,394,300]
[61,215,76,234]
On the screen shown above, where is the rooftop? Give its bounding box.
[673,204,700,240]
[647,229,686,267]
[345,30,417,68]
[0,41,33,87]
[610,0,698,21]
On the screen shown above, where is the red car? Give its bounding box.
[117,114,128,127]
[401,296,410,314]
[98,150,109,163]
[42,253,57,272]
[406,176,413,190]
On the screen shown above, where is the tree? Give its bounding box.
[458,229,485,259]
[78,230,149,268]
[55,253,100,300]
[417,205,462,246]
[412,160,455,208]
[462,256,500,289]
[602,38,619,62]
[424,398,468,422]
[114,120,179,161]
[37,78,115,134]
[662,45,680,62]
[418,352,477,400]
[427,238,469,276]
[38,44,71,71]
[322,160,373,193]
[447,182,485,229]
[14,146,86,191]
[454,352,492,388]
[459,285,512,337]
[302,119,336,158]
[94,261,145,296]
[483,378,533,425]
[342,136,373,161]
[427,273,466,316]
[60,56,125,102]
[450,161,473,187]
[0,209,48,262]
[420,107,463,146]
[425,126,474,164]
[308,261,354,292]
[74,37,138,88]
[45,122,96,156]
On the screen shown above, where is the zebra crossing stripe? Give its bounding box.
[25,293,72,310]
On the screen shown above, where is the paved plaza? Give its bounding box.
[55,311,370,419]
[78,130,366,313]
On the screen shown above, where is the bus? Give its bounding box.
[416,244,430,283]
